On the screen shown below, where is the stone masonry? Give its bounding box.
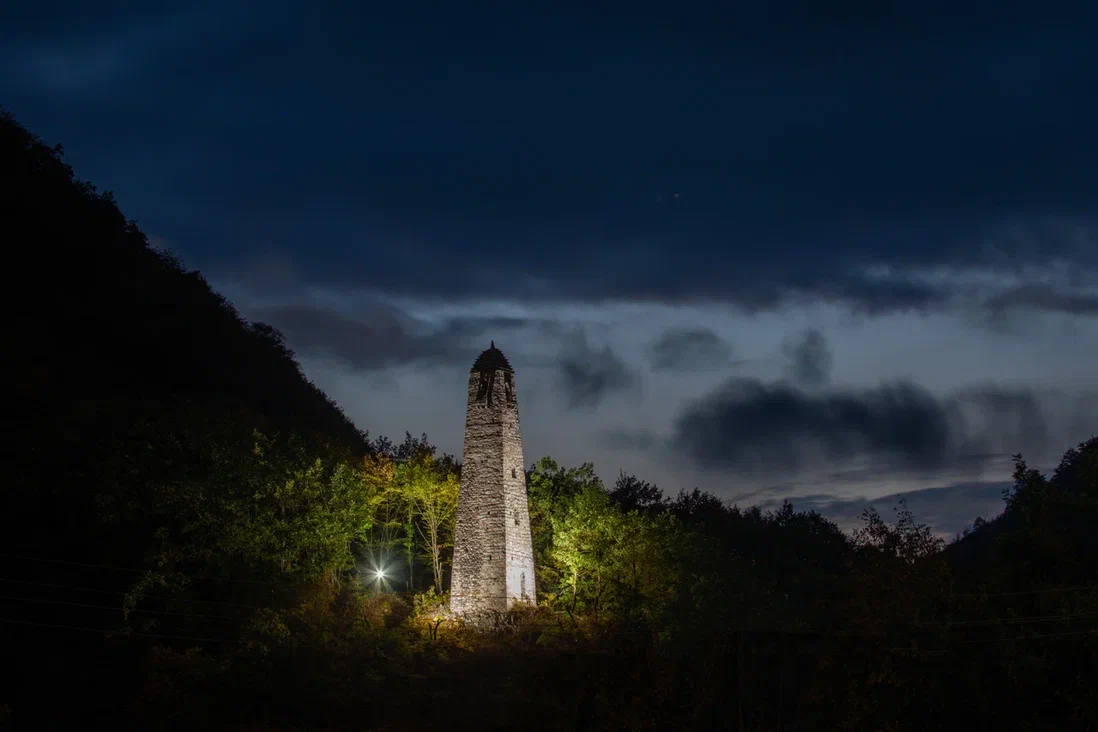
[450,342,537,615]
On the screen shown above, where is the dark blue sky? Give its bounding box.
[5,1,1097,534]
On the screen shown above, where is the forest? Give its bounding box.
[3,107,1097,731]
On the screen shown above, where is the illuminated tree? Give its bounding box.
[527,456,604,597]
[130,429,378,610]
[393,452,460,594]
[551,483,624,617]
[358,450,399,584]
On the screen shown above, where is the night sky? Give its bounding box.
[5,1,1097,536]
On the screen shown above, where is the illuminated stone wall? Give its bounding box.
[450,346,537,615]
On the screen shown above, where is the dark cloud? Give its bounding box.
[762,481,1010,537]
[670,379,956,474]
[648,327,734,371]
[631,379,1060,478]
[555,331,638,410]
[3,3,1096,316]
[251,303,548,372]
[984,284,1098,315]
[781,328,832,388]
[252,304,463,371]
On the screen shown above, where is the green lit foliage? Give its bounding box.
[142,429,378,588]
[361,449,407,583]
[411,588,451,641]
[551,483,622,616]
[549,480,690,625]
[359,449,396,496]
[393,452,460,594]
[526,456,604,597]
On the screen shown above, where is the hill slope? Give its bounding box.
[2,108,364,556]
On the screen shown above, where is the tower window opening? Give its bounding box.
[511,468,517,478]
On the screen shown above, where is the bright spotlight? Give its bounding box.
[375,569,386,579]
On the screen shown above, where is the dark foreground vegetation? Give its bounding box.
[4,108,1097,731]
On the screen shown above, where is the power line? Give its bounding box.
[942,584,1098,599]
[959,628,1098,645]
[0,553,273,586]
[0,576,263,610]
[4,560,1096,641]
[0,576,128,596]
[5,553,1095,600]
[7,565,1093,626]
[3,614,1089,654]
[0,616,242,644]
[918,612,1098,628]
[403,616,1098,638]
[3,604,1093,652]
[0,592,241,621]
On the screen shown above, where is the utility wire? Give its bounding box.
[4,614,1089,649]
[0,553,273,586]
[0,592,241,621]
[8,553,1098,597]
[4,591,1096,653]
[942,585,1098,599]
[0,616,242,644]
[6,552,1095,600]
[4,573,1098,629]
[3,614,1092,653]
[918,612,1098,628]
[5,556,1098,642]
[0,576,263,610]
[959,628,1098,644]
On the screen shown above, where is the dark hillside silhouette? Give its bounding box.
[4,108,363,550]
[4,110,360,443]
[3,108,367,726]
[948,438,1098,584]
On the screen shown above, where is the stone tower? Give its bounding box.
[450,342,537,615]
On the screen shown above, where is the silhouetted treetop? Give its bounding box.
[608,471,667,514]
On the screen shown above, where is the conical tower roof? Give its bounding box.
[471,340,513,372]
